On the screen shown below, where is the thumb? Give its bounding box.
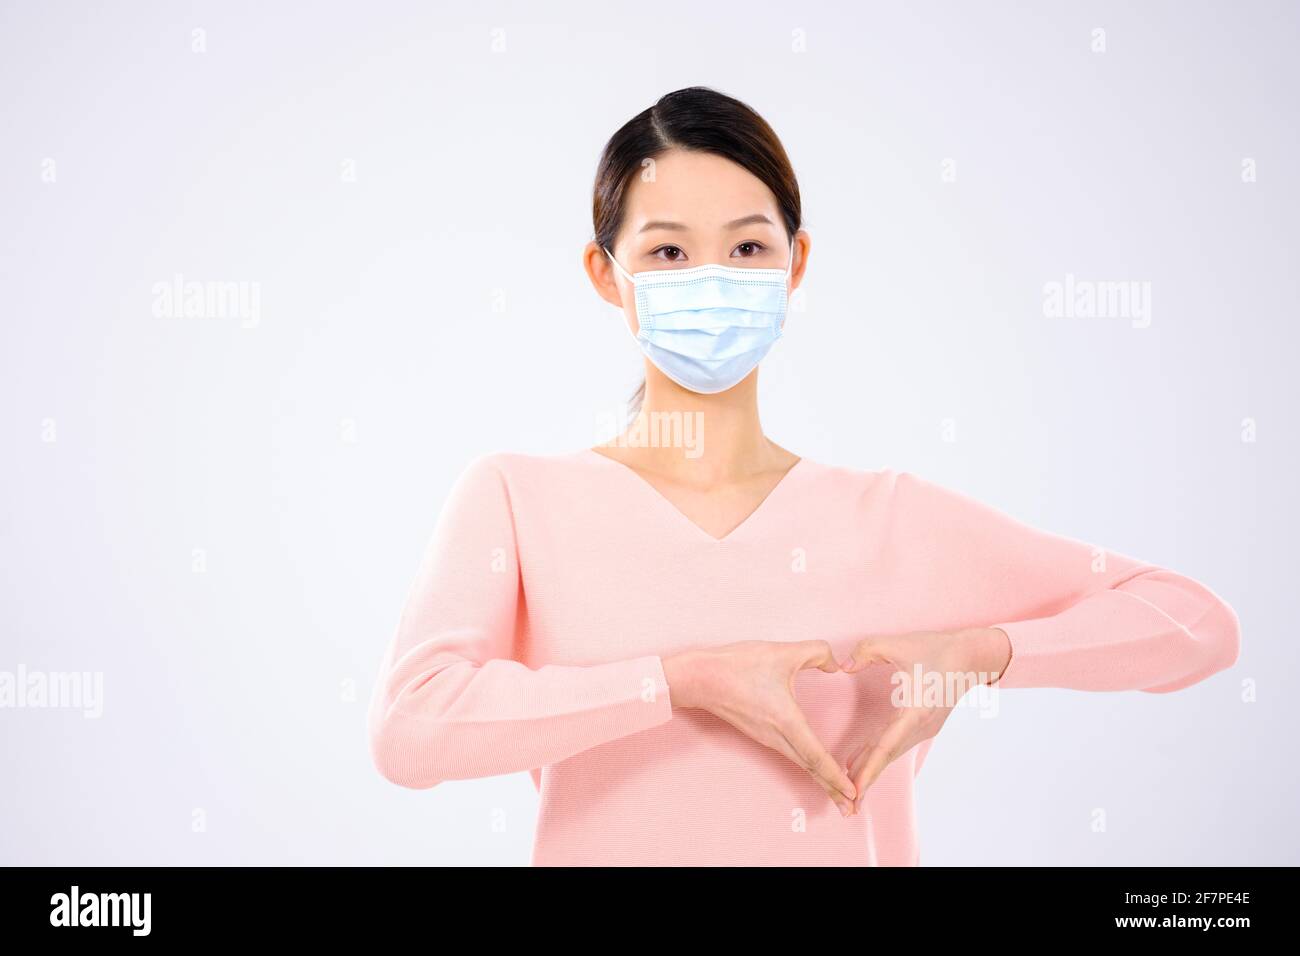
[841,638,887,673]
[793,640,842,675]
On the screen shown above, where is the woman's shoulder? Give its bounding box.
[794,454,897,490]
[453,447,608,486]
[795,457,995,514]
[800,456,965,489]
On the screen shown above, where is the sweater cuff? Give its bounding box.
[986,588,1189,690]
[985,617,1050,689]
[612,654,676,730]
[533,652,676,739]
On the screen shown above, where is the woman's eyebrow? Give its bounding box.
[637,213,774,233]
[724,213,774,229]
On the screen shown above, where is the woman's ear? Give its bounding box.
[781,231,808,332]
[584,241,626,310]
[790,230,809,289]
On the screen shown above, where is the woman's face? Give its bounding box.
[590,147,806,338]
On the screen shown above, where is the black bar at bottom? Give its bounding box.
[0,865,1281,941]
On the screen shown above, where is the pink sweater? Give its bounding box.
[367,449,1241,865]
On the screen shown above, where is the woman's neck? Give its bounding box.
[602,373,796,484]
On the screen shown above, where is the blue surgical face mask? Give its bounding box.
[603,239,796,395]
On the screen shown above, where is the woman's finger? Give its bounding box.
[778,706,857,806]
[793,639,843,675]
[848,711,918,806]
[841,637,893,673]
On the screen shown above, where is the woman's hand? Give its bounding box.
[662,640,859,816]
[840,627,1011,811]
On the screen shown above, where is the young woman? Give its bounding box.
[366,87,1241,866]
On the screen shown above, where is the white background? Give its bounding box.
[1,0,1295,864]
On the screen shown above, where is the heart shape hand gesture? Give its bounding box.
[661,627,1011,817]
[839,627,1010,812]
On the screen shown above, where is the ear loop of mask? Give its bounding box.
[604,238,797,285]
[603,246,635,284]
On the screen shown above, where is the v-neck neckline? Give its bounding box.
[582,447,811,545]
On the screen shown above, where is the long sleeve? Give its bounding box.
[367,453,675,789]
[893,471,1241,692]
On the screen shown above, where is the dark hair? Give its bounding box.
[592,86,803,418]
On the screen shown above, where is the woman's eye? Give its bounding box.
[651,246,686,262]
[733,241,765,258]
